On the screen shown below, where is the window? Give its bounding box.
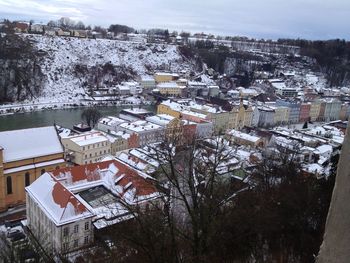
[41,169,46,175]
[83,146,85,151]
[63,227,69,237]
[25,172,30,187]
[84,222,89,230]
[74,239,79,248]
[90,153,92,157]
[74,224,79,233]
[84,236,89,245]
[6,176,12,194]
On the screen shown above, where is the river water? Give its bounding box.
[0,105,156,132]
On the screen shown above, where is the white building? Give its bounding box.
[140,76,156,90]
[26,160,160,255]
[97,116,127,133]
[269,79,297,98]
[119,120,164,146]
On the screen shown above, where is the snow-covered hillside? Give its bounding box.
[25,35,197,103]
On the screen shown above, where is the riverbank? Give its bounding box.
[0,104,157,132]
[0,96,155,115]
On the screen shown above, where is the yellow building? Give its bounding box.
[229,99,253,130]
[0,127,65,211]
[189,103,232,134]
[61,131,112,165]
[309,101,321,122]
[157,102,182,118]
[157,82,184,96]
[154,72,179,83]
[273,106,290,125]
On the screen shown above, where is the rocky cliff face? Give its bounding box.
[0,34,46,103]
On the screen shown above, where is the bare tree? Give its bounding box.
[102,136,248,262]
[81,107,101,127]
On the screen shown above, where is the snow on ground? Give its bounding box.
[23,35,196,104]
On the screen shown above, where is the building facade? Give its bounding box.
[61,131,111,165]
[299,103,311,122]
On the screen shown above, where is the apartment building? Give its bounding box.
[157,82,185,97]
[118,120,164,147]
[61,131,111,165]
[272,106,290,125]
[154,72,179,83]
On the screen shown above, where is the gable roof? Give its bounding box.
[26,173,93,226]
[0,126,63,163]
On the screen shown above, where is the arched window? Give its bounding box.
[41,169,46,175]
[6,176,12,194]
[25,172,30,187]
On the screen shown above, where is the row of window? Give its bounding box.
[63,222,89,237]
[84,149,110,159]
[82,142,108,151]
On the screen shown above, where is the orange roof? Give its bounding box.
[51,160,158,198]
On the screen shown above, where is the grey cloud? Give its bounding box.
[0,0,349,39]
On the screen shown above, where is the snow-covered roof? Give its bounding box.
[69,132,108,147]
[120,120,163,133]
[154,72,179,77]
[99,116,127,126]
[228,129,261,143]
[0,126,63,163]
[315,144,332,154]
[157,82,179,88]
[189,101,225,113]
[271,82,288,90]
[141,75,155,81]
[112,131,131,140]
[122,108,152,114]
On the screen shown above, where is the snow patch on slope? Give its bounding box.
[25,35,196,103]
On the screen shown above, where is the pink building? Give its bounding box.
[299,103,311,122]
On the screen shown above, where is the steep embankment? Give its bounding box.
[2,34,198,104]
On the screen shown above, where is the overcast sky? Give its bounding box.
[0,0,349,40]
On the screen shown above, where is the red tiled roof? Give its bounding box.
[52,180,89,221]
[51,160,157,198]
